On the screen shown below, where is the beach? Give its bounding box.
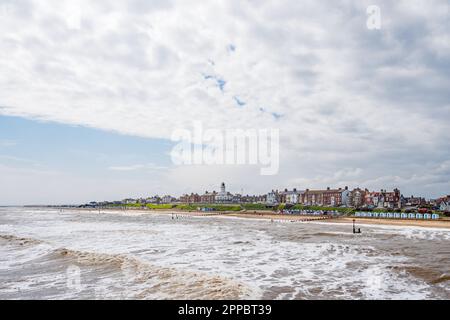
[75,207,450,229]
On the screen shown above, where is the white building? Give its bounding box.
[440,201,450,212]
[266,190,278,205]
[161,195,174,204]
[215,182,234,203]
[284,189,304,204]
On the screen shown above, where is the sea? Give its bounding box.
[0,207,449,300]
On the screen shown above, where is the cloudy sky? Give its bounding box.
[0,0,449,205]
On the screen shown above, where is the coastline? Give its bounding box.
[55,207,450,229]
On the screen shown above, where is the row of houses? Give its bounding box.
[179,183,266,204]
[267,187,401,209]
[86,183,449,212]
[122,195,176,205]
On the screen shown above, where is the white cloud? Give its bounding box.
[0,0,449,200]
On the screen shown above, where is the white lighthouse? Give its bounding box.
[216,182,233,203]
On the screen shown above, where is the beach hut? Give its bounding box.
[432,214,439,220]
[394,213,401,219]
[408,213,416,219]
[401,213,408,219]
[366,212,373,218]
[360,212,367,217]
[424,213,431,220]
[380,212,387,218]
[373,212,380,218]
[415,213,424,219]
[355,212,361,217]
[387,213,395,219]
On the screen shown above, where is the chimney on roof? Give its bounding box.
[293,188,297,192]
[327,187,330,190]
[306,189,309,192]
[345,186,348,190]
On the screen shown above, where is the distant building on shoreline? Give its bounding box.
[215,182,234,203]
[437,195,450,212]
[300,187,350,207]
[85,183,448,212]
[281,189,304,204]
[364,189,401,209]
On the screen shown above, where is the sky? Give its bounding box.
[0,0,449,205]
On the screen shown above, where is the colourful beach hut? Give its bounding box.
[408,213,416,219]
[387,213,394,218]
[424,213,431,220]
[415,213,424,219]
[380,212,387,218]
[394,213,401,219]
[355,212,361,217]
[373,212,380,218]
[432,214,439,220]
[366,212,373,218]
[401,213,408,219]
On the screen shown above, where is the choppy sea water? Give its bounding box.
[0,207,449,300]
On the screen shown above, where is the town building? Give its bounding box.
[215,182,234,203]
[242,194,266,203]
[438,195,450,212]
[402,195,426,207]
[200,191,217,203]
[440,201,450,212]
[161,195,175,204]
[266,190,279,205]
[349,188,367,208]
[180,193,201,203]
[232,194,242,203]
[281,188,304,204]
[364,189,401,209]
[300,187,350,207]
[122,198,137,205]
[145,196,161,204]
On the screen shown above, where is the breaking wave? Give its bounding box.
[0,233,252,300]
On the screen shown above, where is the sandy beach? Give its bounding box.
[72,207,450,229]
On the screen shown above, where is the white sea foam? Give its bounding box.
[0,208,448,299]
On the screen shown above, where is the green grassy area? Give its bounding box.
[146,204,176,210]
[175,204,242,211]
[241,203,274,211]
[108,203,175,209]
[290,204,355,215]
[109,203,143,208]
